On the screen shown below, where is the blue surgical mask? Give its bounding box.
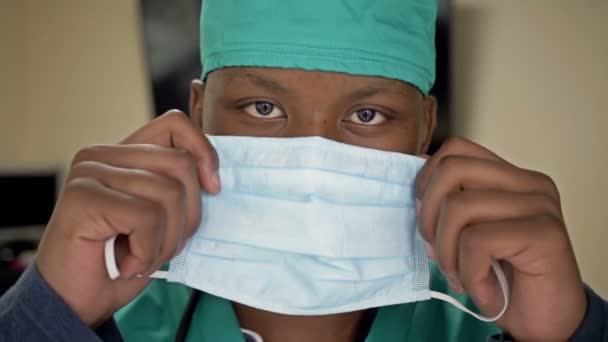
[105,136,508,321]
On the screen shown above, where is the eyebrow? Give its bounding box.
[344,84,410,102]
[230,72,413,100]
[235,73,289,94]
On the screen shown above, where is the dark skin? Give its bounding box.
[189,67,437,342]
[37,66,586,342]
[192,67,436,153]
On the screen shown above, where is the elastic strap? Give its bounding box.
[105,236,509,322]
[104,236,168,280]
[430,260,510,322]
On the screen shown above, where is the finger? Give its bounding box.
[418,155,560,244]
[72,144,202,240]
[457,215,570,318]
[415,137,506,200]
[120,110,220,193]
[62,177,166,277]
[433,190,562,290]
[70,161,187,271]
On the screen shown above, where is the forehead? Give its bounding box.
[206,67,421,98]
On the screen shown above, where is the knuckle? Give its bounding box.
[438,195,452,219]
[63,176,97,197]
[164,109,189,123]
[436,155,462,175]
[171,149,197,172]
[441,191,467,213]
[71,145,99,166]
[532,170,561,199]
[459,226,482,257]
[163,177,187,204]
[61,177,102,211]
[70,160,103,175]
[443,136,470,150]
[535,214,570,250]
[533,170,556,187]
[438,192,469,228]
[136,200,165,226]
[536,212,563,228]
[532,192,562,218]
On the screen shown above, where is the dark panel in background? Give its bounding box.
[140,0,202,116]
[0,172,57,293]
[430,0,451,153]
[0,173,57,228]
[140,0,451,154]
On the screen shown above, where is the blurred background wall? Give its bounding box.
[452,0,607,296]
[0,0,606,295]
[0,0,152,171]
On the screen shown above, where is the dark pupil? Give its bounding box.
[255,102,274,116]
[356,109,375,123]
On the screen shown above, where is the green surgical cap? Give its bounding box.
[200,0,437,94]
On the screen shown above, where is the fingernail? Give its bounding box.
[416,199,421,217]
[176,239,185,254]
[424,241,435,260]
[211,173,221,193]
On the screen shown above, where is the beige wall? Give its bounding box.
[0,1,26,166]
[453,0,608,296]
[0,0,152,170]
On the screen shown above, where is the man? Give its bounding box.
[1,1,606,341]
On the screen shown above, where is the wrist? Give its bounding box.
[35,258,111,327]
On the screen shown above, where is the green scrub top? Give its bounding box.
[115,262,500,341]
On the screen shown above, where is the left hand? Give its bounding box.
[415,137,586,341]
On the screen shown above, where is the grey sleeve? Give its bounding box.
[570,285,608,342]
[0,263,123,342]
[487,285,608,342]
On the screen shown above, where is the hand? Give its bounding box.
[415,137,586,341]
[36,111,219,327]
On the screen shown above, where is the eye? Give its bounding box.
[346,108,387,125]
[243,101,285,119]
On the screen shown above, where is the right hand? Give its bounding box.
[36,110,220,327]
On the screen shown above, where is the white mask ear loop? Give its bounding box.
[105,236,508,321]
[104,236,169,280]
[430,259,510,322]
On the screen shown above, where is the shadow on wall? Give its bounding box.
[450,3,482,138]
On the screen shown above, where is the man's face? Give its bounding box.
[190,67,436,154]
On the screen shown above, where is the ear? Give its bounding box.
[418,95,437,154]
[189,79,205,129]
